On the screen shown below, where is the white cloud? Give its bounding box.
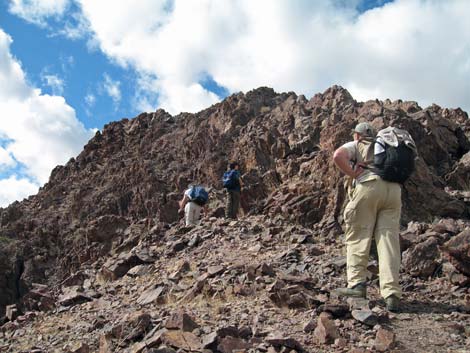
[8,0,70,27]
[0,29,94,206]
[102,73,121,107]
[41,73,65,95]
[0,147,16,168]
[0,176,39,207]
[85,93,95,107]
[70,0,470,114]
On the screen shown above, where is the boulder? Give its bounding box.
[402,237,440,278]
[442,230,470,276]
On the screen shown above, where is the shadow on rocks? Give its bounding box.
[377,299,470,315]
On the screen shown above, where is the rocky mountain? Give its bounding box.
[0,86,469,352]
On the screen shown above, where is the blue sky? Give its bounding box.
[1,2,139,130]
[0,0,469,206]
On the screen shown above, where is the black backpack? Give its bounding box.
[373,127,417,184]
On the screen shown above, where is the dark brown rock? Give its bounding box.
[58,286,92,307]
[265,333,304,351]
[100,252,147,281]
[217,337,251,353]
[402,237,440,278]
[351,309,378,327]
[5,304,19,321]
[318,304,350,318]
[442,230,470,276]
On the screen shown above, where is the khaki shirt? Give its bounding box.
[340,140,379,183]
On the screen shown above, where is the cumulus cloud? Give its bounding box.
[84,93,95,107]
[0,176,39,206]
[66,0,470,114]
[0,147,16,168]
[8,0,70,27]
[41,73,65,95]
[101,73,121,107]
[0,29,94,206]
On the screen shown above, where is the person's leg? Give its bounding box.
[184,202,192,225]
[225,190,234,218]
[193,204,202,224]
[232,191,240,219]
[186,202,198,225]
[374,181,402,300]
[344,180,379,289]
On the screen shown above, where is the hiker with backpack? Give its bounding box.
[178,185,209,226]
[223,162,243,219]
[332,122,417,312]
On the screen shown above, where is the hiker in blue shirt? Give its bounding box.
[223,162,243,219]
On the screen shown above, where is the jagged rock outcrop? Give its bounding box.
[0,86,469,352]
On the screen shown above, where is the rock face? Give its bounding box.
[0,86,469,352]
[442,230,470,276]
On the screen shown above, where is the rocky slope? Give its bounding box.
[0,86,470,352]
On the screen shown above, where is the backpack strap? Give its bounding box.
[356,139,375,166]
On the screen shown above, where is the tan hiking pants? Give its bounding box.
[344,177,402,299]
[184,201,202,226]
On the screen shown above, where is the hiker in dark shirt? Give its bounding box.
[223,162,243,219]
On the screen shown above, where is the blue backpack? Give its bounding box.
[222,170,238,189]
[188,186,208,206]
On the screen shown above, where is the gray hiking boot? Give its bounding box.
[333,283,366,298]
[385,295,400,312]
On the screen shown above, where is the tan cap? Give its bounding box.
[353,122,375,138]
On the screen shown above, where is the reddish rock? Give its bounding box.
[313,312,339,344]
[442,230,470,276]
[374,328,395,352]
[160,330,202,351]
[130,329,167,353]
[99,334,113,353]
[111,311,151,342]
[165,311,199,332]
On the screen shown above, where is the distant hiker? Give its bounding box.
[223,162,243,219]
[178,185,208,226]
[332,122,417,312]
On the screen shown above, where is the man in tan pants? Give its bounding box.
[333,122,401,311]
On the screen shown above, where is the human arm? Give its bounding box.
[178,194,189,212]
[333,146,364,179]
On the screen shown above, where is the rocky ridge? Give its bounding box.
[0,85,469,352]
